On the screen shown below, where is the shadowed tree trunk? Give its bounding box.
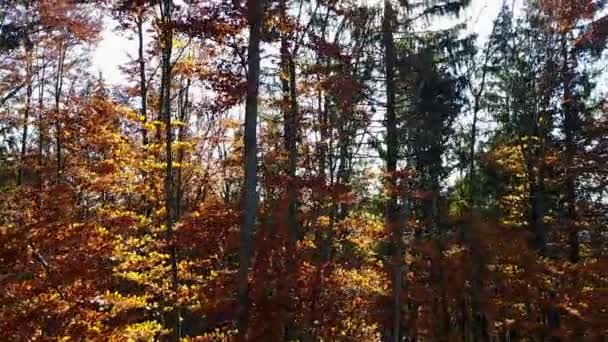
[561,38,579,263]
[279,0,299,245]
[18,36,33,186]
[237,0,263,339]
[158,0,180,339]
[137,10,148,146]
[54,40,66,181]
[176,77,190,221]
[279,1,300,339]
[382,1,403,340]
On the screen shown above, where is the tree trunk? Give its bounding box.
[430,161,440,233]
[54,41,66,181]
[137,11,148,146]
[176,77,190,221]
[279,1,299,245]
[561,39,579,263]
[159,0,180,339]
[528,53,555,258]
[382,1,403,340]
[18,38,33,186]
[237,0,263,339]
[137,10,153,217]
[37,51,46,198]
[279,1,299,338]
[287,55,298,242]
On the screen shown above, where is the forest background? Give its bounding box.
[0,0,607,341]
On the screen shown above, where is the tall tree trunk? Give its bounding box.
[469,110,478,210]
[382,1,403,340]
[37,51,46,197]
[316,8,331,183]
[528,55,554,258]
[18,38,33,186]
[279,0,299,246]
[318,91,328,179]
[137,11,148,146]
[54,41,66,181]
[176,77,190,221]
[159,0,180,339]
[287,55,298,242]
[137,10,153,217]
[237,0,263,339]
[430,160,440,233]
[561,39,579,263]
[279,1,299,339]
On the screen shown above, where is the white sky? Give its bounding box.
[89,0,604,190]
[92,16,136,85]
[92,0,513,85]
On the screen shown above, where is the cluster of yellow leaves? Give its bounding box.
[339,211,385,263]
[103,291,151,316]
[120,321,166,342]
[183,328,235,342]
[333,267,386,297]
[113,235,172,292]
[487,143,529,227]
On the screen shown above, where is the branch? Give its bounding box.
[0,82,26,105]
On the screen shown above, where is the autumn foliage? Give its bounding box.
[0,0,607,341]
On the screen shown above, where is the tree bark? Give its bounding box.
[18,37,33,186]
[279,1,299,339]
[279,0,299,245]
[54,41,66,181]
[159,0,180,339]
[37,49,46,198]
[287,54,298,242]
[382,1,403,340]
[176,77,190,221]
[561,38,579,263]
[137,11,148,146]
[237,0,263,339]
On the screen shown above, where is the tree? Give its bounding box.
[381,1,402,340]
[0,0,607,340]
[157,0,181,339]
[237,0,264,339]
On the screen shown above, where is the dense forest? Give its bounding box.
[0,0,607,341]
